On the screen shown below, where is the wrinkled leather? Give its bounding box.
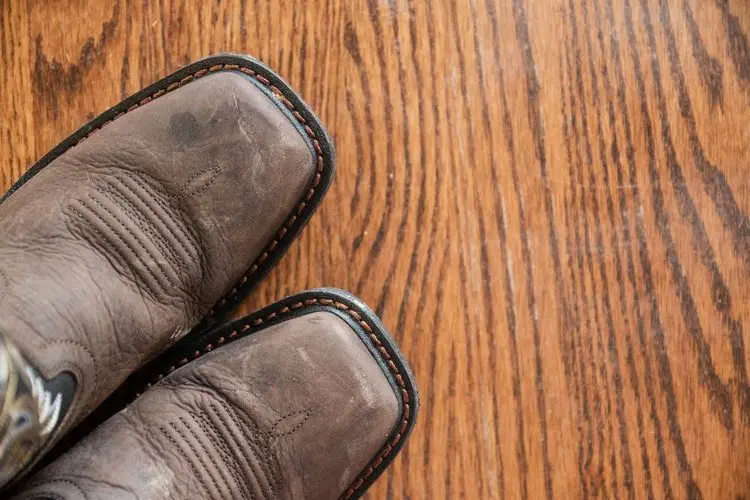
[0,71,316,452]
[14,312,400,500]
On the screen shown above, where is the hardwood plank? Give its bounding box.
[1,0,748,497]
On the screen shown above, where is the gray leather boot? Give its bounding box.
[13,289,419,500]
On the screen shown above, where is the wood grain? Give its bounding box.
[1,0,749,497]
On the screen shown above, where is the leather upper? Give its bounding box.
[14,312,401,500]
[0,70,317,457]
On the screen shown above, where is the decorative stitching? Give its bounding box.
[208,400,279,495]
[158,426,209,498]
[71,202,168,295]
[189,409,255,500]
[115,173,207,297]
[69,206,163,301]
[170,419,224,497]
[179,165,222,197]
[183,170,221,198]
[119,171,201,258]
[69,62,327,318]
[46,339,98,400]
[143,297,411,500]
[100,183,186,273]
[84,195,175,291]
[181,164,220,188]
[269,409,311,437]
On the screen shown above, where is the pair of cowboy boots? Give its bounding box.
[0,54,418,499]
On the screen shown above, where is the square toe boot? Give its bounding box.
[12,289,418,500]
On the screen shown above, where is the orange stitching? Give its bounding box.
[141,297,410,499]
[71,62,327,318]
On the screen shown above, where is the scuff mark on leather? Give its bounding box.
[169,111,201,145]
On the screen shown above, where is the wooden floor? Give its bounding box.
[2,0,749,498]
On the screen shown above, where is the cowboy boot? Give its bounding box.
[12,289,418,499]
[0,54,334,485]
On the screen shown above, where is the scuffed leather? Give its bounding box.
[14,312,400,500]
[0,71,316,457]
